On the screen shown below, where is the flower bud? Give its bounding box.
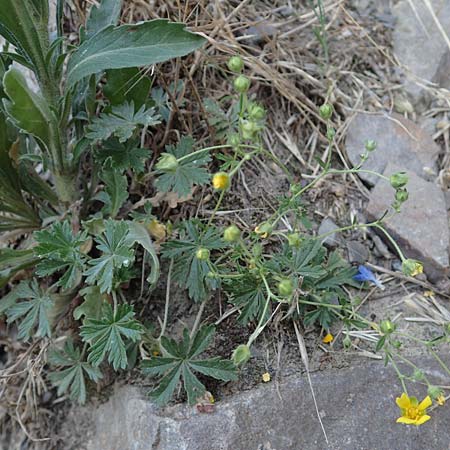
[224,224,240,242]
[195,248,210,260]
[278,279,294,297]
[380,319,396,334]
[343,335,352,349]
[402,259,423,277]
[428,385,443,400]
[412,369,425,381]
[365,140,377,152]
[228,133,240,148]
[147,219,166,241]
[319,103,333,120]
[234,75,250,93]
[326,126,336,141]
[155,153,178,172]
[254,222,272,238]
[227,56,244,73]
[248,103,265,120]
[240,120,259,140]
[395,188,409,203]
[212,172,230,190]
[390,172,409,189]
[232,344,251,366]
[287,232,301,247]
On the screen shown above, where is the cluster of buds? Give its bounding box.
[359,139,377,165]
[390,171,409,211]
[319,103,335,143]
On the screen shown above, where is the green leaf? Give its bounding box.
[2,67,54,150]
[155,136,210,197]
[96,164,129,218]
[86,0,122,38]
[95,138,150,173]
[48,339,103,404]
[84,220,134,293]
[5,279,54,339]
[162,220,225,302]
[103,68,151,109]
[126,221,160,286]
[73,286,108,321]
[34,221,87,289]
[142,325,237,405]
[67,19,206,88]
[0,248,38,289]
[86,101,160,143]
[80,303,143,370]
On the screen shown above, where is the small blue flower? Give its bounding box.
[353,265,384,289]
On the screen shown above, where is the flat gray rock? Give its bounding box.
[393,0,450,102]
[87,358,450,450]
[345,113,440,186]
[367,163,449,281]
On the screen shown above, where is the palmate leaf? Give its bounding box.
[48,339,103,404]
[34,221,88,289]
[80,303,143,370]
[5,279,54,339]
[96,163,129,218]
[67,19,206,88]
[162,220,225,302]
[154,136,210,197]
[84,220,135,293]
[141,325,237,405]
[86,102,160,143]
[95,138,150,173]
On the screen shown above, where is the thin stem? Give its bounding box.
[158,259,173,340]
[389,353,408,394]
[190,300,207,339]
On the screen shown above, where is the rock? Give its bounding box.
[87,357,450,450]
[393,0,450,103]
[318,218,341,248]
[366,163,449,281]
[346,240,369,264]
[345,113,440,186]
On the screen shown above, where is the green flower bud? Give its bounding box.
[278,279,294,297]
[254,222,272,238]
[391,340,402,349]
[232,344,251,366]
[428,385,443,400]
[234,75,250,93]
[227,56,244,73]
[326,127,336,141]
[395,188,409,203]
[390,172,409,189]
[240,120,259,140]
[155,153,178,172]
[252,243,263,257]
[195,248,210,260]
[319,103,333,120]
[365,140,377,152]
[343,335,352,349]
[248,103,265,120]
[380,319,396,334]
[229,133,240,148]
[287,232,301,247]
[402,259,423,277]
[412,369,425,381]
[224,224,241,242]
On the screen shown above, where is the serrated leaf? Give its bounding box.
[154,136,210,197]
[142,325,237,405]
[67,20,205,88]
[34,221,87,289]
[86,0,122,38]
[2,68,54,150]
[80,303,143,370]
[87,101,160,143]
[85,220,135,293]
[73,285,108,321]
[95,138,150,173]
[97,164,128,218]
[5,279,54,339]
[48,339,103,404]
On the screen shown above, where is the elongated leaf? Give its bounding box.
[2,68,54,149]
[86,0,122,38]
[67,19,205,88]
[96,165,128,218]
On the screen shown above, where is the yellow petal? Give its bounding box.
[322,333,334,344]
[396,393,411,409]
[396,417,417,425]
[415,415,431,426]
[418,396,432,411]
[262,372,271,383]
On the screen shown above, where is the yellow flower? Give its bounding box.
[322,333,334,344]
[212,172,230,190]
[262,372,271,383]
[396,393,432,426]
[402,259,423,277]
[437,395,446,406]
